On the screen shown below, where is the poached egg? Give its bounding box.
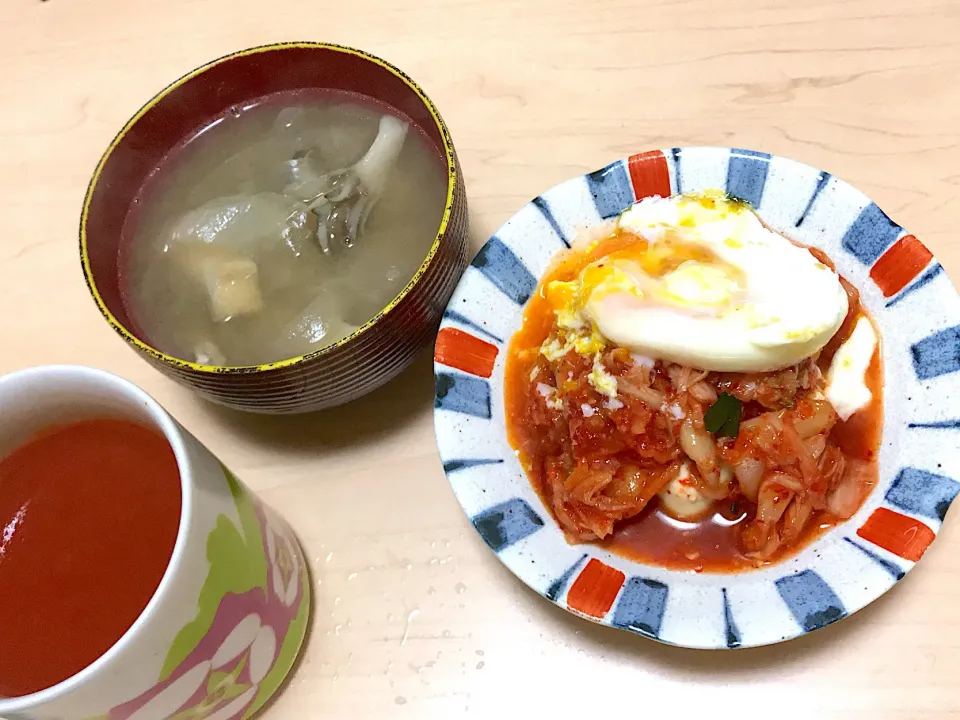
[543,191,849,373]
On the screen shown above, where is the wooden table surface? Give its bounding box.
[2,0,959,718]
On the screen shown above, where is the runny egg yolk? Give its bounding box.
[661,261,740,308]
[546,237,746,324]
[540,190,849,374]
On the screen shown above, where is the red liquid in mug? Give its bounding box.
[0,419,182,697]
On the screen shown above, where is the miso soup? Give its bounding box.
[120,92,448,367]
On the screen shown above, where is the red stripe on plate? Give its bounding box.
[434,327,499,378]
[869,234,933,297]
[627,150,672,200]
[857,507,935,562]
[566,558,625,619]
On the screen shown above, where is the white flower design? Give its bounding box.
[127,613,277,720]
[265,516,300,607]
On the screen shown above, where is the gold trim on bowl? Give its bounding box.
[80,41,459,375]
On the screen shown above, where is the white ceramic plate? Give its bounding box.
[433,148,960,649]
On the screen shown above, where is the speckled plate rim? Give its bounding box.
[79,41,460,375]
[433,147,960,649]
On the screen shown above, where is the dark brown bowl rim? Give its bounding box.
[79,41,460,375]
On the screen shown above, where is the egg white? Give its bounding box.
[824,315,877,420]
[576,192,849,373]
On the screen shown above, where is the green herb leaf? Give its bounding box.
[704,392,742,438]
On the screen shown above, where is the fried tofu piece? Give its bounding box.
[198,256,263,322]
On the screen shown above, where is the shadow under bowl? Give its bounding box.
[81,42,469,414]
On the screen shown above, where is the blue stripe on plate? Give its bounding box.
[885,467,960,522]
[726,149,770,207]
[472,498,544,552]
[611,577,669,638]
[886,264,943,308]
[443,310,504,343]
[795,171,831,227]
[722,588,742,648]
[545,554,588,601]
[843,537,906,580]
[531,196,571,248]
[775,570,846,633]
[909,419,960,429]
[470,236,537,305]
[435,373,491,419]
[585,160,635,219]
[671,148,683,194]
[841,203,903,266]
[442,458,504,474]
[912,325,960,380]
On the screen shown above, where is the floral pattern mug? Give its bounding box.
[0,366,310,720]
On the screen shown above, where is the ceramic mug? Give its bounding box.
[0,365,310,720]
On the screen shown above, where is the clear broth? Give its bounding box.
[121,90,448,366]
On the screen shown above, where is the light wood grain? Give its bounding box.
[1,0,959,718]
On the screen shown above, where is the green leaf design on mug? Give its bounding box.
[169,657,252,720]
[160,466,268,681]
[248,580,310,715]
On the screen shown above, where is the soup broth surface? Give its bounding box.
[122,91,448,366]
